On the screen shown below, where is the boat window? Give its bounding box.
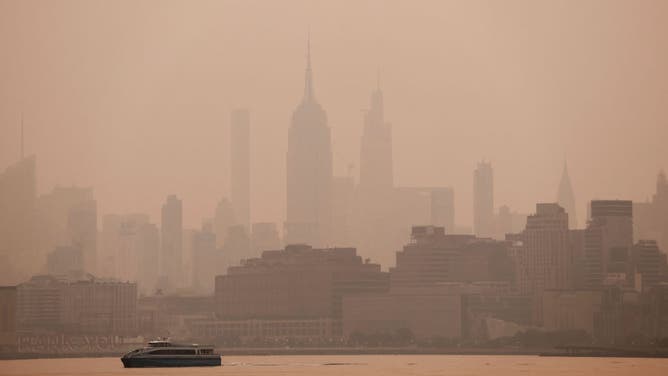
[150,349,196,355]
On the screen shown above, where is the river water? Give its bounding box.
[1,355,667,376]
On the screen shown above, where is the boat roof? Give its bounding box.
[147,340,214,348]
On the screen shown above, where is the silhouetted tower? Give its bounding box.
[213,197,235,249]
[584,200,634,288]
[230,109,250,231]
[161,195,183,288]
[359,71,393,191]
[557,161,577,229]
[354,72,397,263]
[285,34,333,247]
[0,119,36,282]
[21,114,24,160]
[473,161,494,238]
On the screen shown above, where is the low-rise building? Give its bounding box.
[343,282,512,341]
[0,286,17,352]
[389,226,515,288]
[215,244,389,338]
[17,273,137,336]
[542,290,603,335]
[190,317,336,344]
[343,291,461,340]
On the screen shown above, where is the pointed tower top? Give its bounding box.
[20,113,24,160]
[303,29,315,102]
[557,160,577,228]
[376,66,381,91]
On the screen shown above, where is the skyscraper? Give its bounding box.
[355,76,396,264]
[584,200,634,288]
[557,161,577,229]
[191,226,217,293]
[67,199,97,274]
[230,109,250,231]
[285,35,333,247]
[634,170,668,250]
[0,130,36,281]
[359,75,393,192]
[516,203,572,296]
[213,197,235,249]
[430,188,455,233]
[473,161,494,238]
[250,222,281,256]
[161,195,183,288]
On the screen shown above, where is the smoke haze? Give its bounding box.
[1,0,667,229]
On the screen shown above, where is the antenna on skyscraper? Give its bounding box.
[20,112,24,160]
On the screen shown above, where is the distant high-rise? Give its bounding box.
[359,76,393,192]
[136,222,160,294]
[161,195,183,288]
[331,175,355,246]
[557,161,577,229]
[67,199,97,274]
[213,197,235,249]
[631,240,668,292]
[584,200,634,288]
[230,109,250,231]
[35,186,93,257]
[430,188,455,233]
[516,203,572,296]
[250,222,281,256]
[355,77,396,264]
[285,35,333,246]
[634,170,668,250]
[191,227,217,293]
[221,225,250,271]
[473,161,494,238]
[653,170,668,250]
[99,213,150,283]
[47,245,83,275]
[0,154,36,283]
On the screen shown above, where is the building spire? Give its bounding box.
[303,29,314,102]
[376,66,381,91]
[557,159,577,228]
[20,112,24,160]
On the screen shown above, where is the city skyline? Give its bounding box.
[1,1,667,230]
[2,1,668,363]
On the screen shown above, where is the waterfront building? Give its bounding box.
[215,245,389,336]
[0,286,17,352]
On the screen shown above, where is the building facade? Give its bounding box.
[390,226,514,288]
[584,200,634,289]
[215,245,389,336]
[0,286,17,352]
[17,274,137,336]
[515,203,573,296]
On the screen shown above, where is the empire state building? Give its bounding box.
[285,36,333,246]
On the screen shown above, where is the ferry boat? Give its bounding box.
[121,339,221,367]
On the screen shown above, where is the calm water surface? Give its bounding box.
[1,355,667,376]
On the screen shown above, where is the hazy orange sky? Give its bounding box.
[1,0,667,230]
